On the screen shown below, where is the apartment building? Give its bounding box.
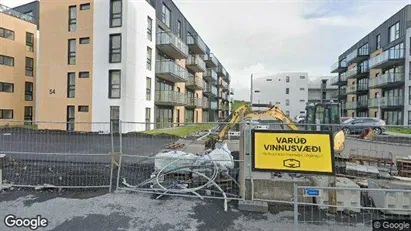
[307,76,338,104]
[330,5,411,125]
[251,72,309,118]
[0,3,37,126]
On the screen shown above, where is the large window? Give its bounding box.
[286,88,289,94]
[389,22,400,43]
[26,32,34,52]
[80,3,90,10]
[25,82,33,101]
[177,20,182,38]
[0,55,14,67]
[155,107,173,129]
[376,34,381,49]
[109,34,121,63]
[408,111,411,125]
[161,3,171,27]
[68,39,76,65]
[146,77,151,100]
[24,106,33,125]
[145,108,151,130]
[0,109,13,119]
[146,47,152,70]
[68,5,77,32]
[0,27,15,40]
[0,82,14,92]
[67,72,75,98]
[25,57,34,76]
[147,17,152,41]
[109,70,121,98]
[110,106,120,133]
[110,0,122,28]
[66,106,75,131]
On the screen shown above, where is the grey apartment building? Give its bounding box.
[330,5,411,125]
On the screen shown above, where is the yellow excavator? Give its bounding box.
[205,102,345,153]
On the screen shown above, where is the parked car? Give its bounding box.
[293,114,306,124]
[340,117,386,135]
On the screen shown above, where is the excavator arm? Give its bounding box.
[244,105,299,131]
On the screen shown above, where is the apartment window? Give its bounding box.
[146,47,152,70]
[0,82,14,92]
[109,70,121,98]
[146,77,151,100]
[285,111,290,116]
[409,111,411,125]
[0,27,15,40]
[24,106,33,125]
[68,5,77,32]
[110,106,120,133]
[285,99,290,106]
[161,3,171,27]
[286,76,290,83]
[78,106,89,112]
[300,76,305,79]
[25,57,34,76]
[80,3,91,10]
[0,55,14,67]
[110,0,122,28]
[300,99,305,102]
[147,17,152,41]
[67,106,75,131]
[145,108,151,131]
[25,82,33,101]
[79,37,90,44]
[286,88,289,94]
[299,88,305,91]
[389,22,400,43]
[409,86,411,105]
[79,72,89,78]
[177,20,182,38]
[266,78,272,81]
[109,34,121,63]
[0,109,13,119]
[376,34,381,49]
[67,73,75,98]
[68,39,76,65]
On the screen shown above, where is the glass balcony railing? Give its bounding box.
[186,55,206,71]
[155,90,186,105]
[345,68,357,79]
[186,75,204,89]
[218,65,227,77]
[369,49,404,69]
[202,98,209,108]
[340,72,348,82]
[369,72,404,88]
[346,85,357,94]
[330,90,339,98]
[329,76,339,85]
[330,59,348,73]
[346,101,357,110]
[156,60,188,82]
[211,101,218,110]
[203,53,218,67]
[357,100,368,108]
[347,46,369,64]
[368,96,404,107]
[211,86,218,96]
[0,3,35,24]
[204,68,218,82]
[187,34,207,54]
[156,32,189,59]
[357,83,368,91]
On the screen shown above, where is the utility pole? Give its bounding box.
[250,74,253,108]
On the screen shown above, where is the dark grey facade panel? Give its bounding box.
[13,0,40,29]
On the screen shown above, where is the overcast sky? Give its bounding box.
[2,0,410,100]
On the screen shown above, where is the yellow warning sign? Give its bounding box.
[252,130,335,175]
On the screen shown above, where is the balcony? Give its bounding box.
[203,68,218,82]
[0,3,36,24]
[156,60,188,82]
[156,31,189,59]
[203,53,218,68]
[186,75,204,90]
[346,85,357,94]
[186,97,202,108]
[155,90,186,106]
[222,93,229,101]
[187,34,207,55]
[347,46,369,64]
[217,65,227,77]
[369,49,404,70]
[357,100,368,109]
[368,96,404,108]
[369,73,404,89]
[202,98,209,109]
[346,101,357,110]
[330,59,348,73]
[356,83,368,93]
[223,73,231,83]
[211,101,218,110]
[186,55,206,73]
[330,90,339,98]
[219,79,229,91]
[329,76,339,86]
[338,87,347,99]
[346,64,369,79]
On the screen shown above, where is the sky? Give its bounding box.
[2,0,410,101]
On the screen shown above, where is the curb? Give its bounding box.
[346,137,411,147]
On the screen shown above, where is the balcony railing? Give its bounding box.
[369,49,404,69]
[187,34,207,54]
[186,75,204,90]
[357,100,368,108]
[155,90,186,106]
[329,76,339,85]
[345,68,357,79]
[346,64,369,79]
[156,31,189,59]
[346,85,357,94]
[202,98,209,109]
[357,83,368,91]
[368,96,404,108]
[330,59,348,73]
[186,55,206,72]
[330,90,339,98]
[185,97,196,107]
[369,72,404,88]
[203,68,218,82]
[203,53,218,68]
[346,101,357,110]
[156,60,188,82]
[217,65,227,77]
[0,3,36,24]
[347,46,369,64]
[211,101,218,110]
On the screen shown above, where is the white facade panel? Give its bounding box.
[404,27,411,125]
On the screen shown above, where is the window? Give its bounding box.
[146,47,152,70]
[300,76,305,79]
[25,11,34,17]
[25,57,34,76]
[285,111,290,116]
[25,82,33,101]
[24,106,33,125]
[110,0,122,28]
[68,5,77,32]
[146,77,151,100]
[79,37,90,44]
[299,88,305,91]
[68,39,76,65]
[109,34,121,63]
[80,3,90,10]
[110,106,120,133]
[376,34,381,49]
[78,106,89,112]
[286,88,289,94]
[266,78,272,81]
[161,3,171,27]
[67,106,75,131]
[0,55,14,67]
[79,72,89,78]
[0,82,14,92]
[26,32,34,52]
[109,70,121,98]
[67,72,75,98]
[300,99,305,102]
[389,22,400,43]
[285,99,290,106]
[145,108,151,130]
[147,17,152,41]
[409,86,411,105]
[0,27,15,40]
[0,109,13,119]
[286,76,290,82]
[177,20,182,38]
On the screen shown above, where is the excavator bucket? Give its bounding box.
[333,130,345,152]
[358,128,375,140]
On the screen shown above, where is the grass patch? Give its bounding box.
[387,127,411,134]
[231,100,251,113]
[0,124,38,130]
[142,123,217,137]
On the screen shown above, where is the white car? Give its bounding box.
[293,114,306,124]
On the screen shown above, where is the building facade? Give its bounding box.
[330,5,411,125]
[0,3,37,126]
[251,72,309,118]
[307,76,338,104]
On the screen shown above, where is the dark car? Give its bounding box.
[341,117,386,135]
